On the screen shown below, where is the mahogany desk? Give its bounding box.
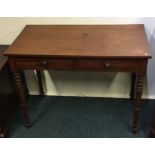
[4,25,151,133]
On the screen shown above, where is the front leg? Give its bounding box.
[20,70,29,98]
[132,73,144,133]
[130,73,137,101]
[13,71,31,128]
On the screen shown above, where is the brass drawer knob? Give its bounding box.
[42,61,48,67]
[104,62,110,68]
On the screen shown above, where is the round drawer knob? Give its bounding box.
[104,62,110,68]
[42,61,48,67]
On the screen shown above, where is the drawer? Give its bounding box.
[15,57,141,72]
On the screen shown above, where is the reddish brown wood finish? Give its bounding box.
[4,25,151,133]
[130,73,137,101]
[14,57,144,71]
[5,25,151,58]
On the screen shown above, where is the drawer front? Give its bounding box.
[15,58,141,72]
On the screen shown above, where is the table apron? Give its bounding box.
[11,57,147,72]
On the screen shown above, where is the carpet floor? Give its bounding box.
[10,96,155,138]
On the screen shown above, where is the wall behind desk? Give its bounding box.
[0,17,155,99]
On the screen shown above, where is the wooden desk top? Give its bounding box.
[4,25,151,59]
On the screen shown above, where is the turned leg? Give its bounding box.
[130,73,137,101]
[36,70,44,96]
[13,71,31,128]
[132,74,144,133]
[20,71,29,98]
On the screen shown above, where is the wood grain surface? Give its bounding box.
[4,25,151,58]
